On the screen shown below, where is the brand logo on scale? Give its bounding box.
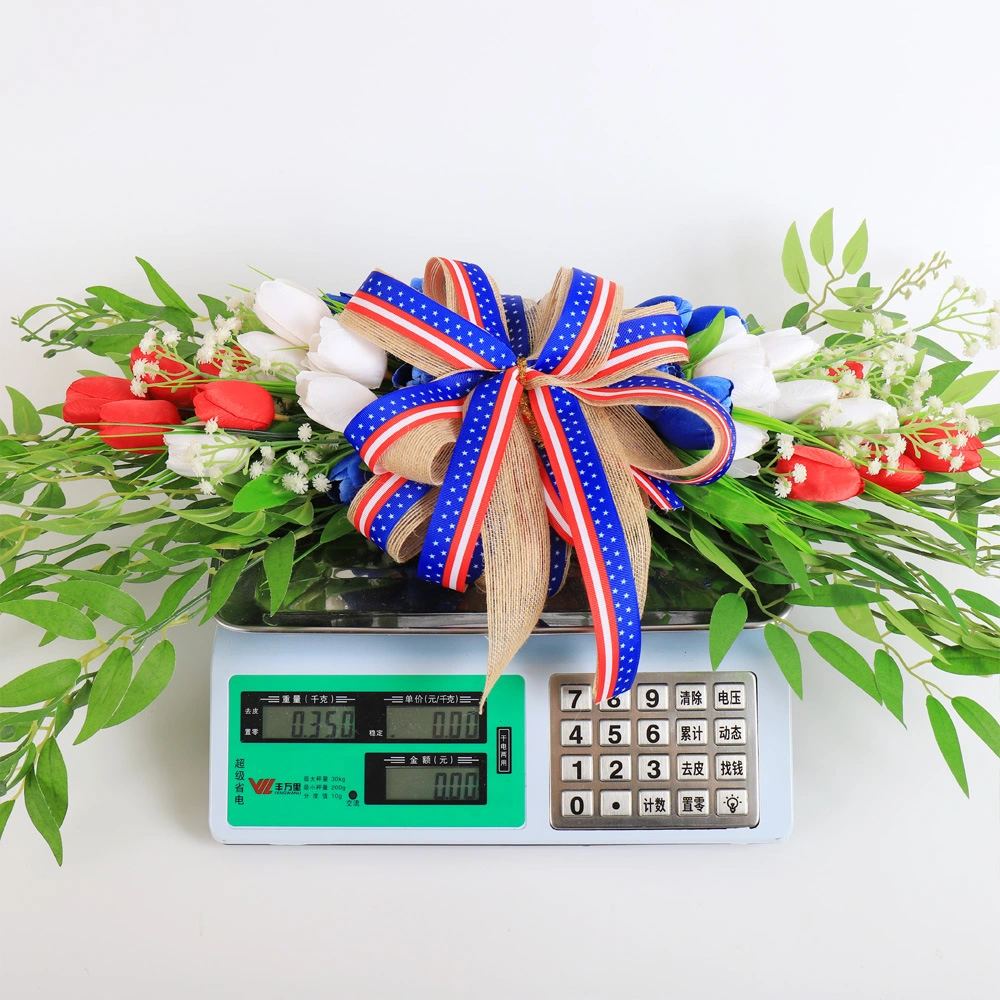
[249,777,275,795]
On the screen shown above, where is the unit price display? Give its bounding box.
[385,705,480,742]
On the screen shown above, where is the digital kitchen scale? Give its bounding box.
[208,552,793,845]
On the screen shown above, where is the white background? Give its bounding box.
[1,2,998,997]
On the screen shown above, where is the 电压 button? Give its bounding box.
[714,683,745,711]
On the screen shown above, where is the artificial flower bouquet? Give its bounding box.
[1,211,998,864]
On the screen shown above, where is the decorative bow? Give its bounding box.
[339,259,736,703]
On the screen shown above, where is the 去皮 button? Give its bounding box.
[676,754,709,780]
[599,789,632,817]
[560,719,593,747]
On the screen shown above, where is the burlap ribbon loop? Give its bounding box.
[339,259,736,703]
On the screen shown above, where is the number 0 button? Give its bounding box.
[562,790,594,817]
[598,719,630,747]
[560,720,593,746]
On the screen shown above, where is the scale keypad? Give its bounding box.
[549,671,759,830]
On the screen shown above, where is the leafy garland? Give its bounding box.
[1,215,999,865]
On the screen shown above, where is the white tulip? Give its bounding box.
[166,432,252,480]
[826,397,899,430]
[732,421,770,460]
[307,316,387,389]
[727,457,762,479]
[253,278,331,348]
[717,314,747,343]
[700,333,766,364]
[295,370,378,433]
[237,330,309,371]
[771,379,839,422]
[758,329,820,372]
[697,350,780,412]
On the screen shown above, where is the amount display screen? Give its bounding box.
[261,705,356,741]
[384,766,483,803]
[385,705,481,742]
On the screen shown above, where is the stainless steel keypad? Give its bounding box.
[550,671,759,829]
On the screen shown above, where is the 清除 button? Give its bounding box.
[637,789,671,817]
[636,684,668,711]
[714,718,746,745]
[677,789,709,815]
[637,718,668,746]
[599,754,631,781]
[675,720,708,745]
[560,719,593,747]
[561,755,593,781]
[674,683,707,710]
[717,788,749,816]
[714,683,746,711]
[637,754,670,781]
[600,789,632,817]
[560,685,592,712]
[598,719,631,747]
[561,790,594,817]
[676,754,709,780]
[598,691,631,711]
[715,753,747,780]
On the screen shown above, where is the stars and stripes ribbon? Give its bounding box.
[340,258,735,703]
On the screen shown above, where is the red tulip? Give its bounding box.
[904,423,983,472]
[776,445,864,502]
[193,381,274,430]
[64,376,135,428]
[130,346,204,407]
[97,399,181,452]
[828,360,865,380]
[859,453,925,493]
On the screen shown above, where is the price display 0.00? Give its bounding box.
[384,766,483,803]
[385,705,481,742]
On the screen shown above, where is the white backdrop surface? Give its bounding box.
[1,2,998,998]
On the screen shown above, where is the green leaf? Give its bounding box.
[688,529,756,592]
[319,509,354,544]
[835,602,882,644]
[74,647,132,744]
[36,739,68,826]
[786,585,887,607]
[951,697,1000,758]
[913,335,959,363]
[6,386,42,436]
[819,309,868,333]
[0,659,80,707]
[0,599,96,640]
[85,285,156,321]
[135,257,197,316]
[107,640,175,727]
[263,532,296,615]
[782,302,809,330]
[920,571,965,631]
[763,624,802,698]
[932,646,1000,676]
[940,370,997,406]
[232,476,295,513]
[201,552,252,624]
[765,530,811,591]
[23,768,63,864]
[146,565,208,629]
[0,799,14,841]
[881,604,937,654]
[49,580,145,627]
[37,403,64,419]
[831,286,882,307]
[808,208,835,266]
[873,650,904,725]
[198,294,230,326]
[781,222,810,295]
[926,696,968,795]
[684,310,727,367]
[955,589,1000,620]
[925,360,971,401]
[808,632,881,702]
[841,219,868,274]
[709,593,748,670]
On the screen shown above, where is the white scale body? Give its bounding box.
[209,627,792,845]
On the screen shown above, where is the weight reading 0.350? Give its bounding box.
[261,706,356,741]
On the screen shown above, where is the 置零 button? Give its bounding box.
[637,789,671,817]
[561,755,593,782]
[677,789,710,816]
[599,755,631,781]
[676,754,709,780]
[636,684,668,711]
[598,719,631,747]
[717,788,748,816]
[637,718,668,746]
[562,790,594,817]
[715,753,747,780]
[560,719,593,747]
[598,691,631,711]
[714,683,746,711]
[714,718,746,745]
[600,789,632,817]
[637,754,670,781]
[559,685,592,712]
[674,683,707,710]
[675,720,708,745]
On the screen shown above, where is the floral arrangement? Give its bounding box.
[1,212,999,864]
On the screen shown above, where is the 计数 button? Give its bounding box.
[637,789,671,817]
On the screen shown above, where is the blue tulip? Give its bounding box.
[409,277,424,292]
[327,453,369,505]
[323,291,353,306]
[638,376,734,451]
[391,364,435,389]
[635,294,694,331]
[685,305,743,336]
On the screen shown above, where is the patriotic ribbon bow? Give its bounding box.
[339,259,736,703]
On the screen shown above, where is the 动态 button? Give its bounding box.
[637,789,671,817]
[677,789,710,815]
[675,720,708,745]
[636,684,668,711]
[559,685,592,712]
[715,753,747,780]
[674,683,707,710]
[561,790,594,817]
[714,718,746,745]
[599,789,632,817]
[599,754,631,781]
[717,788,748,816]
[714,683,746,711]
[560,719,593,747]
[560,755,593,781]
[676,754,709,780]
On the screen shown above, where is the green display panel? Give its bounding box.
[228,674,525,828]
